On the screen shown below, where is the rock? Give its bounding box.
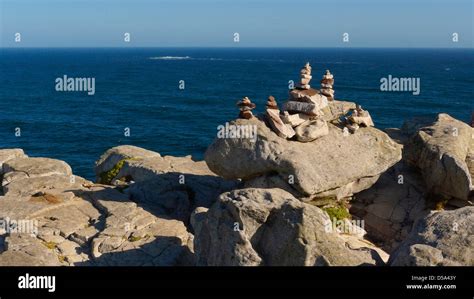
[95,145,161,184]
[346,123,359,134]
[3,174,88,197]
[283,101,324,116]
[95,147,237,222]
[0,234,62,266]
[2,157,72,187]
[389,207,474,266]
[0,149,197,266]
[281,112,311,127]
[294,119,329,142]
[404,113,473,201]
[0,149,27,175]
[289,88,328,107]
[350,114,374,127]
[350,161,429,252]
[321,100,356,122]
[265,109,296,139]
[265,96,279,110]
[205,117,401,199]
[193,188,387,266]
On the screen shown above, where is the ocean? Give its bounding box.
[0,48,473,179]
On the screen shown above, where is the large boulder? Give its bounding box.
[192,188,387,266]
[95,145,161,184]
[389,207,474,266]
[404,113,473,202]
[205,117,401,199]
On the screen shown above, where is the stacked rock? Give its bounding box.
[285,63,329,119]
[237,97,256,119]
[299,62,312,89]
[265,96,295,139]
[279,64,331,142]
[320,70,335,101]
[345,104,374,133]
[266,95,279,110]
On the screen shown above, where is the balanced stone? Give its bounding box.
[320,70,335,101]
[284,101,322,116]
[266,96,279,110]
[281,111,311,127]
[266,109,296,139]
[237,97,256,119]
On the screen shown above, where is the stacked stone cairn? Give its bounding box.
[345,104,375,133]
[280,63,330,142]
[237,97,256,119]
[265,96,295,139]
[320,70,335,101]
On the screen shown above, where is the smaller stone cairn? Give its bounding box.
[237,97,256,119]
[299,62,312,90]
[345,104,374,133]
[320,70,335,101]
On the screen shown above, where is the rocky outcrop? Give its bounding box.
[350,162,429,252]
[389,207,474,266]
[0,153,194,266]
[0,149,27,176]
[205,116,401,200]
[404,113,473,203]
[192,188,387,266]
[94,145,238,223]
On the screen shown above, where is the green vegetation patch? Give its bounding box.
[98,158,129,185]
[323,206,351,222]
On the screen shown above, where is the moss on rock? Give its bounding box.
[98,159,128,185]
[323,206,351,222]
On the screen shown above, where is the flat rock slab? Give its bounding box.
[2,157,72,186]
[205,117,402,197]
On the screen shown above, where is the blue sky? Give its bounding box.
[1,0,472,47]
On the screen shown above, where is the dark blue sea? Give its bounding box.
[1,48,473,179]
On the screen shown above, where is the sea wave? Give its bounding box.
[149,56,191,60]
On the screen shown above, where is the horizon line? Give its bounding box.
[1,46,473,50]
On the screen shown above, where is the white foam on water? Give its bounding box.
[149,56,191,60]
